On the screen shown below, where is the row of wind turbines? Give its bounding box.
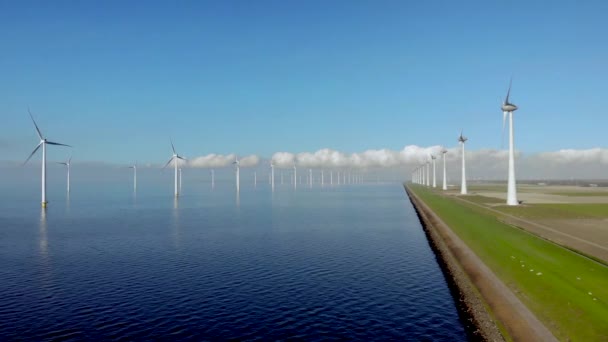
[23,112,365,208]
[412,80,521,206]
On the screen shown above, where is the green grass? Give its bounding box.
[461,195,505,205]
[494,203,608,219]
[410,185,608,341]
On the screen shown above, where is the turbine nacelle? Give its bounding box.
[501,79,518,112]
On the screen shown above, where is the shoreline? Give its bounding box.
[404,185,557,342]
[404,185,503,341]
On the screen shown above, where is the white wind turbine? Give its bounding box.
[57,155,72,194]
[233,156,240,192]
[441,149,448,190]
[179,168,183,194]
[431,155,437,188]
[210,169,215,189]
[293,162,297,190]
[127,161,137,192]
[421,164,426,186]
[24,110,71,208]
[162,139,186,197]
[458,131,468,195]
[270,161,275,191]
[502,80,519,206]
[426,161,430,186]
[309,169,313,187]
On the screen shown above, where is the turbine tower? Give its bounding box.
[179,168,183,194]
[426,161,430,186]
[128,161,137,192]
[233,156,240,192]
[459,131,468,195]
[309,169,312,187]
[211,169,215,189]
[58,155,72,194]
[502,80,519,206]
[293,162,297,190]
[270,161,275,191]
[24,110,71,208]
[163,139,186,197]
[431,155,437,188]
[441,149,448,190]
[421,164,426,186]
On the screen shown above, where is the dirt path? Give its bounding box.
[453,196,608,263]
[406,187,557,342]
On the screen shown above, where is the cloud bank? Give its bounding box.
[142,146,608,180]
[188,154,260,168]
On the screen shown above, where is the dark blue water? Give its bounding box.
[0,181,466,341]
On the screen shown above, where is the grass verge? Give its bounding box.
[410,185,608,341]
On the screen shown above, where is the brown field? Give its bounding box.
[445,184,608,263]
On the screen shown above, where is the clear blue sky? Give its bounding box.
[1,0,606,164]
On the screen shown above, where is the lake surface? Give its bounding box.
[0,181,467,341]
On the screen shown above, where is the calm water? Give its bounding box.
[0,181,467,341]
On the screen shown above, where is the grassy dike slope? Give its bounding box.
[409,185,608,341]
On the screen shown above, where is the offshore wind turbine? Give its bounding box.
[431,155,437,188]
[321,170,324,187]
[57,155,72,194]
[270,161,275,191]
[502,80,519,206]
[441,149,448,190]
[128,161,137,192]
[293,162,297,190]
[24,110,71,208]
[458,131,468,195]
[309,169,313,187]
[233,156,240,192]
[163,139,186,197]
[210,169,215,189]
[179,168,183,194]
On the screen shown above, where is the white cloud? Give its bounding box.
[268,146,608,179]
[189,154,236,168]
[188,154,260,168]
[239,155,260,167]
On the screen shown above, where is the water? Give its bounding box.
[0,181,467,341]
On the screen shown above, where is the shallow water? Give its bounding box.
[0,181,466,340]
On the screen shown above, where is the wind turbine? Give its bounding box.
[293,162,297,190]
[458,131,468,195]
[57,155,72,194]
[431,155,437,188]
[233,156,240,192]
[179,168,183,194]
[210,169,215,189]
[270,161,275,191]
[426,161,430,187]
[441,149,448,190]
[24,110,71,208]
[321,170,324,187]
[162,139,186,197]
[502,80,519,206]
[128,161,137,192]
[309,169,313,187]
[254,171,257,187]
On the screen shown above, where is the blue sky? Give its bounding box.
[1,0,607,165]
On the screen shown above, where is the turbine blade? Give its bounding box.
[23,143,42,165]
[46,141,71,147]
[28,108,44,140]
[68,155,72,163]
[57,162,67,165]
[170,138,176,154]
[162,157,174,169]
[177,156,187,161]
[505,78,512,103]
